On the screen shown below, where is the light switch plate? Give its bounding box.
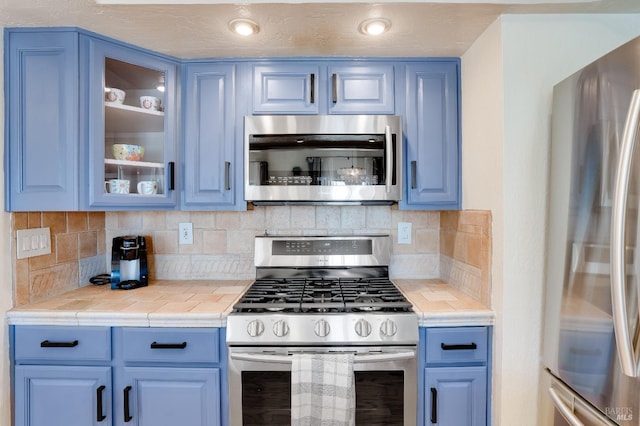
[16,227,52,259]
[398,222,412,244]
[179,222,193,245]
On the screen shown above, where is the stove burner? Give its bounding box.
[265,298,287,312]
[232,276,412,314]
[353,296,384,311]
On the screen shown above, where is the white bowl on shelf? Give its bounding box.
[112,144,144,161]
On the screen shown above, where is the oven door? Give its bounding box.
[228,346,417,426]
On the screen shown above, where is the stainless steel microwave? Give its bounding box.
[244,115,402,205]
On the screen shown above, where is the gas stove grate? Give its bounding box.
[232,277,413,313]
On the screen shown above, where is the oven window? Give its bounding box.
[241,371,404,426]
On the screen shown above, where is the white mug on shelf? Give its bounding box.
[140,96,161,111]
[105,179,130,194]
[137,181,158,195]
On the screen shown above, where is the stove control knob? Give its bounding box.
[380,319,397,337]
[246,320,265,337]
[354,319,372,337]
[314,319,331,337]
[273,320,290,337]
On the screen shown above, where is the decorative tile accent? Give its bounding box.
[79,255,108,286]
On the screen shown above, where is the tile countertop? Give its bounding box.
[394,279,494,327]
[6,279,494,328]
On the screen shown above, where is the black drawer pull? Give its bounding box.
[150,341,187,350]
[430,387,438,423]
[40,340,78,348]
[124,386,132,422]
[441,342,477,351]
[310,73,315,104]
[96,385,106,422]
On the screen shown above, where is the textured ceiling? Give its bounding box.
[1,0,640,58]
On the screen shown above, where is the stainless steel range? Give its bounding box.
[226,235,418,426]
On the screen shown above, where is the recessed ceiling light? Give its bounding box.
[358,18,391,36]
[229,18,260,36]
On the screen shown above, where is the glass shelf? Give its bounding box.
[104,158,164,169]
[104,102,164,133]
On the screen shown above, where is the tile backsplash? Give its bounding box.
[11,207,491,307]
[12,212,106,306]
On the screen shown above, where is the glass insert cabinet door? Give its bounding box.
[82,36,178,208]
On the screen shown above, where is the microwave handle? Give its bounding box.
[230,350,415,364]
[385,125,393,193]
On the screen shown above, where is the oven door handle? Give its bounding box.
[230,350,415,364]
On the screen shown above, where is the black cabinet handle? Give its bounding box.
[96,385,106,422]
[310,73,315,104]
[123,386,132,422]
[40,340,78,348]
[224,161,231,191]
[332,73,338,103]
[430,387,438,424]
[441,342,477,351]
[168,161,175,191]
[150,341,187,349]
[411,161,417,189]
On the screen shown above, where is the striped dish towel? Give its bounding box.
[291,353,355,426]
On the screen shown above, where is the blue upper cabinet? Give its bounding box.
[182,62,243,210]
[327,63,395,114]
[252,63,321,114]
[5,28,461,212]
[251,61,395,115]
[81,35,179,210]
[5,29,80,211]
[401,61,460,210]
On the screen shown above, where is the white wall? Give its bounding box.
[461,19,505,424]
[0,27,13,426]
[462,13,640,426]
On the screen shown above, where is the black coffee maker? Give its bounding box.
[111,236,148,290]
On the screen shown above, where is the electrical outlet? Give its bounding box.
[179,222,193,245]
[397,222,412,244]
[16,227,52,259]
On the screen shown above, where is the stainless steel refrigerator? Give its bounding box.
[543,37,640,426]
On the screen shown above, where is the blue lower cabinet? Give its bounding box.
[425,366,487,426]
[113,327,226,426]
[12,326,228,426]
[117,367,220,426]
[420,326,491,426]
[14,365,112,426]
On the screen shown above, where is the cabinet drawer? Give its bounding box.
[425,327,488,365]
[14,326,111,362]
[120,328,220,364]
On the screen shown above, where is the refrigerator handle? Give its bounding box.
[611,89,640,378]
[548,387,584,426]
